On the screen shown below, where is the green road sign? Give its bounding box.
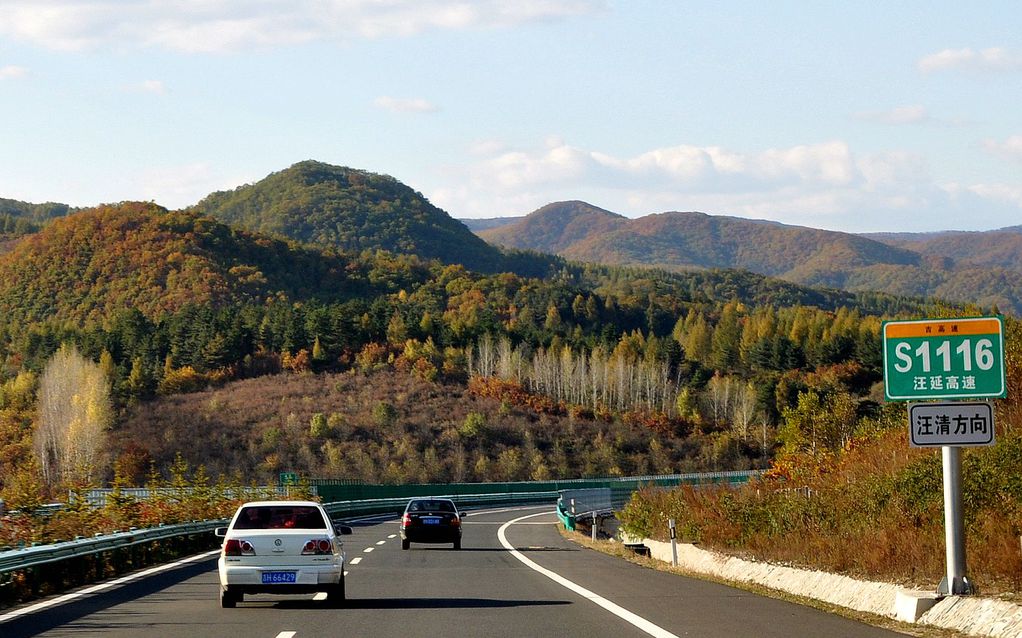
[279,472,299,486]
[883,316,1005,401]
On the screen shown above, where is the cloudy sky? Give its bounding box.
[1,1,1020,233]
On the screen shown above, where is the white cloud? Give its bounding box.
[0,1,605,53]
[0,65,28,80]
[919,47,1022,73]
[125,79,167,94]
[373,96,438,114]
[984,135,1022,162]
[855,105,930,125]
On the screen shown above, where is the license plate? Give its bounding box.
[423,518,441,525]
[261,571,297,584]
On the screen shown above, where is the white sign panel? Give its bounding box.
[908,402,995,448]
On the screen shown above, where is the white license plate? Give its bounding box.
[262,571,297,584]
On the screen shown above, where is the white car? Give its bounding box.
[215,500,352,608]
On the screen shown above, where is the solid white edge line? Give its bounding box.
[0,549,221,625]
[497,512,680,638]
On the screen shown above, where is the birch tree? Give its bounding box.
[35,344,112,487]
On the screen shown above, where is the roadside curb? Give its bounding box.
[632,537,1022,638]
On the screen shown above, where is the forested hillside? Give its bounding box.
[480,204,1022,314]
[190,160,508,273]
[0,201,386,324]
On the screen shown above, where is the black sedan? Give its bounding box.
[400,498,463,550]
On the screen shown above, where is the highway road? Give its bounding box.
[2,505,907,637]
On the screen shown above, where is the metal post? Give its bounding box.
[938,446,972,595]
[668,518,678,566]
[592,511,597,541]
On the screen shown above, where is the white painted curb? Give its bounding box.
[630,536,1022,638]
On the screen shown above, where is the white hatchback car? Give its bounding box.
[215,500,352,608]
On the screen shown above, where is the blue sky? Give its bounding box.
[1,1,1020,233]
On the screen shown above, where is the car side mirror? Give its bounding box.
[214,527,228,537]
[459,511,467,517]
[335,525,353,536]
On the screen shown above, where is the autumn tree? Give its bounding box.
[34,343,113,488]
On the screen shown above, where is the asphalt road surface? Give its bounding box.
[1,505,908,638]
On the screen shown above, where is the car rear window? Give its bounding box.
[408,500,455,512]
[233,505,327,530]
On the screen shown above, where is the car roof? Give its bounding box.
[238,500,322,508]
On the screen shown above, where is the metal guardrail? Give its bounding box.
[323,491,559,519]
[0,471,757,577]
[0,520,226,575]
[0,492,559,576]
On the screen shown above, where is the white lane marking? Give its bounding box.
[375,540,386,545]
[276,632,297,638]
[0,549,221,625]
[465,521,549,525]
[344,571,349,576]
[498,512,680,638]
[388,534,397,539]
[350,557,363,565]
[363,547,374,553]
[313,592,328,601]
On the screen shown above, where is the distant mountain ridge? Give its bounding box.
[479,202,1022,314]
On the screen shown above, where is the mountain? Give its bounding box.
[865,229,1022,273]
[458,216,524,232]
[480,203,1022,314]
[0,201,378,324]
[190,160,506,273]
[480,201,628,254]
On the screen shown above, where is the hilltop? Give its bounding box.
[479,203,1022,314]
[190,161,507,273]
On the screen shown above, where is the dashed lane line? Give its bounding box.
[350,557,363,565]
[375,540,386,545]
[497,512,680,638]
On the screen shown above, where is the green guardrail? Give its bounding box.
[311,471,759,503]
[0,472,757,581]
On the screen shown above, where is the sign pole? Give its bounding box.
[939,446,972,595]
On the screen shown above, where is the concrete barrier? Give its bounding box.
[629,536,1022,637]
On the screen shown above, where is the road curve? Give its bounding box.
[1,505,905,638]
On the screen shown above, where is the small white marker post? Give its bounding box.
[668,518,678,566]
[592,511,597,541]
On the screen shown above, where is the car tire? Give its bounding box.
[453,539,461,550]
[401,538,410,550]
[327,574,345,607]
[220,586,238,608]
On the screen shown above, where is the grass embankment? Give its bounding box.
[618,429,1022,599]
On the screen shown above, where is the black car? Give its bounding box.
[400,498,463,550]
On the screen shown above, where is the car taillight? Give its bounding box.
[302,538,333,555]
[451,515,461,527]
[401,514,412,527]
[224,539,255,556]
